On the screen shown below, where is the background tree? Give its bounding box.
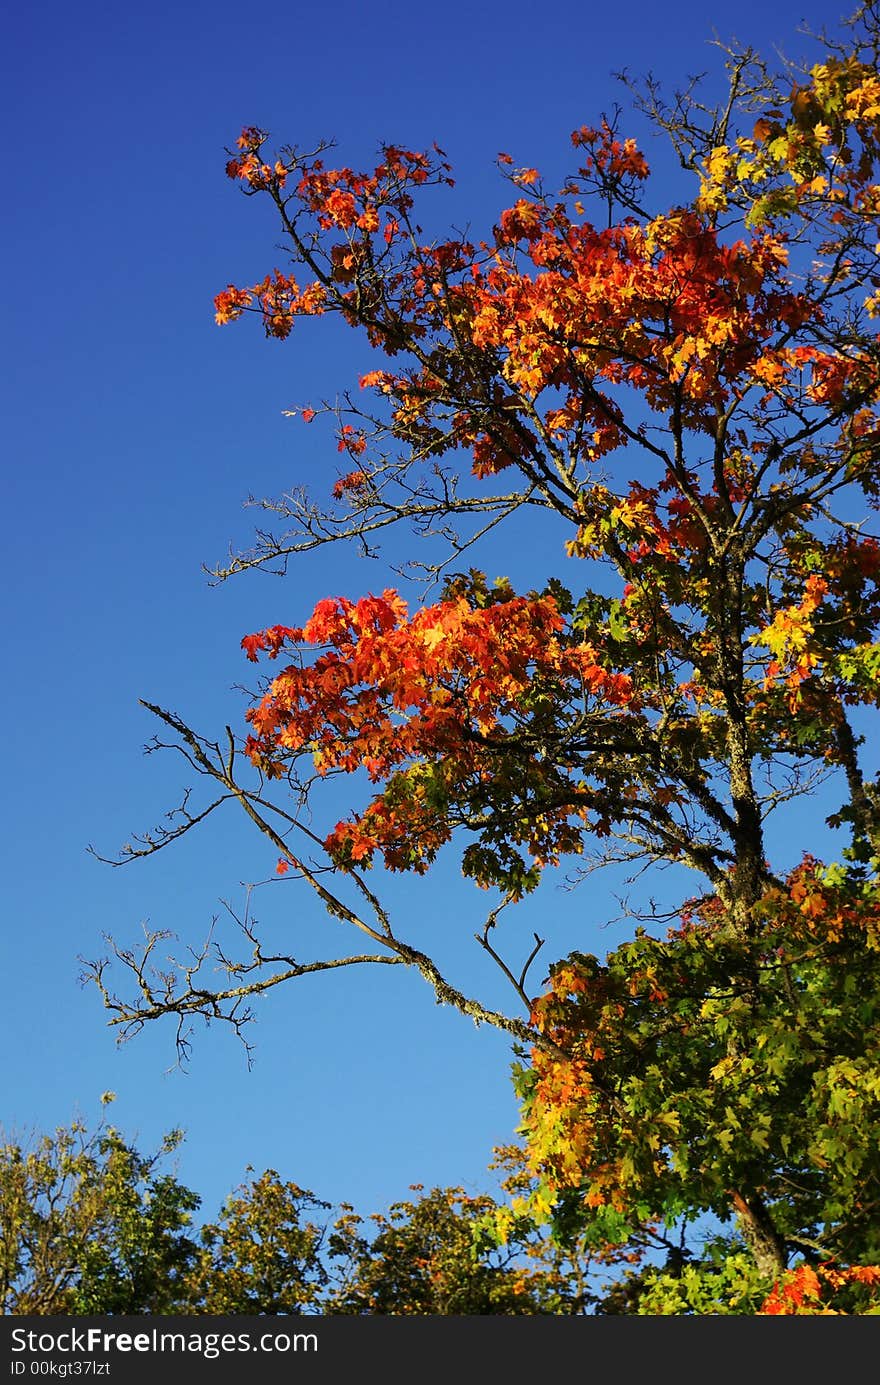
[0,1103,198,1314]
[182,1171,329,1314]
[88,4,880,1311]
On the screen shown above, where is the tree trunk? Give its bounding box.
[731,1191,787,1279]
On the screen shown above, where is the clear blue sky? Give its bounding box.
[2,0,844,1223]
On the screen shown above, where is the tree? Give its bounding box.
[88,5,880,1312]
[0,1103,198,1314]
[182,1171,330,1314]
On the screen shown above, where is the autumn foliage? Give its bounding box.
[241,580,636,891]
[97,5,880,1313]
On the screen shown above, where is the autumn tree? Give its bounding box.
[89,4,880,1312]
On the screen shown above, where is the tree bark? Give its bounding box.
[730,1191,787,1279]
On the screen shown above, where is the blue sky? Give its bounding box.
[2,0,847,1224]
